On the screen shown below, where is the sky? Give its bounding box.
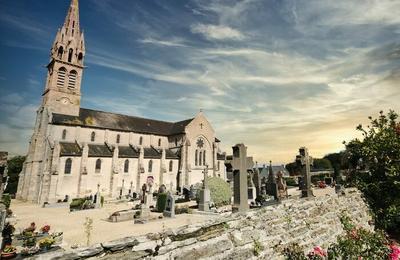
[0,0,399,163]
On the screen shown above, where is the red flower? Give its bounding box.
[349,228,359,240]
[389,244,400,260]
[40,225,51,233]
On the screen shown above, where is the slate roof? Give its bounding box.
[165,149,179,159]
[118,146,139,158]
[144,147,161,159]
[51,108,194,136]
[88,144,113,157]
[60,142,82,156]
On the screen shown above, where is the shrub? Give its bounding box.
[196,177,232,207]
[1,194,11,209]
[156,193,168,212]
[69,198,86,210]
[175,205,192,214]
[284,177,297,187]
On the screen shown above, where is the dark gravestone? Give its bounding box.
[296,147,314,198]
[266,161,278,200]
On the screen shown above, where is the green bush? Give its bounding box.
[196,177,232,207]
[156,193,168,212]
[284,177,297,187]
[70,198,86,210]
[1,194,11,209]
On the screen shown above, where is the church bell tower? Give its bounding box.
[42,0,85,116]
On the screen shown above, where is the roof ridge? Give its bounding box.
[80,107,192,125]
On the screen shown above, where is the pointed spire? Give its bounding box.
[63,0,80,37]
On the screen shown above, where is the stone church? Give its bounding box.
[16,0,226,204]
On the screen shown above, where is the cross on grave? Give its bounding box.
[199,166,211,212]
[226,144,254,212]
[296,147,314,198]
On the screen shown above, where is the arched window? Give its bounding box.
[65,158,72,174]
[148,160,153,173]
[139,136,143,145]
[124,159,129,173]
[203,151,206,166]
[195,150,198,166]
[116,134,120,144]
[68,48,73,62]
[57,67,67,87]
[95,159,102,173]
[78,52,83,64]
[199,151,203,166]
[91,131,96,142]
[68,70,77,89]
[169,160,173,172]
[62,129,67,140]
[57,46,64,59]
[158,138,161,147]
[175,138,178,147]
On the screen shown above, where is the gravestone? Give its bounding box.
[276,171,288,200]
[247,175,257,205]
[225,144,254,212]
[266,161,278,200]
[252,167,262,197]
[198,167,211,212]
[324,177,333,186]
[296,147,314,198]
[95,184,101,209]
[163,193,175,218]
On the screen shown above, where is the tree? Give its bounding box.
[312,158,333,169]
[345,110,400,238]
[4,156,25,195]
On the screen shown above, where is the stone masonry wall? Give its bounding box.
[34,188,372,260]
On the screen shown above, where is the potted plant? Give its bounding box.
[38,237,55,251]
[40,225,50,234]
[1,245,17,259]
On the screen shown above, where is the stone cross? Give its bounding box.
[95,184,101,209]
[203,166,208,189]
[226,144,254,212]
[199,166,211,212]
[296,147,314,198]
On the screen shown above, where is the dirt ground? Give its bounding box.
[9,200,216,248]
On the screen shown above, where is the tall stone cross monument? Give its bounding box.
[227,144,254,212]
[296,147,314,198]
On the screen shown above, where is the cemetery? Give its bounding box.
[2,142,398,259]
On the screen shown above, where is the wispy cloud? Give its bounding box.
[138,37,187,47]
[191,24,245,40]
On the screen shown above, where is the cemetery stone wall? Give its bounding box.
[38,188,372,260]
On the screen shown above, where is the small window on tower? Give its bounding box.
[68,48,73,62]
[78,53,83,64]
[116,134,120,144]
[68,70,77,89]
[91,132,96,142]
[158,138,161,147]
[58,46,64,59]
[57,67,67,87]
[72,21,75,28]
[139,136,143,145]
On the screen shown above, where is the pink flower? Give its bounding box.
[307,246,327,258]
[389,244,400,260]
[350,228,359,240]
